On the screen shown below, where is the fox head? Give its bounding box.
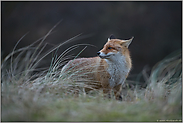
[97,35,133,60]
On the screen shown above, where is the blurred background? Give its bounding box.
[2,1,182,78]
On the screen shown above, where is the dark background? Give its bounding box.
[1,1,182,79]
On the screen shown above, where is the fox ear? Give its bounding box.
[108,34,116,41]
[109,34,116,39]
[123,37,134,48]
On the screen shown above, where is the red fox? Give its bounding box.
[61,35,133,100]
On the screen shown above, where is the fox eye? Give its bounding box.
[108,47,112,49]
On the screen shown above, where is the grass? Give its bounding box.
[1,26,182,121]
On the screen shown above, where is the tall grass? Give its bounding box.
[1,26,182,121]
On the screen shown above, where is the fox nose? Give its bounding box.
[97,52,100,56]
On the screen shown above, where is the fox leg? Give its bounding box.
[113,84,122,101]
[103,88,111,99]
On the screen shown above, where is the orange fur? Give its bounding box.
[61,36,133,100]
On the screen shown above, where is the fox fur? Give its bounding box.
[61,35,133,100]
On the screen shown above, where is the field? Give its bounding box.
[1,29,182,122]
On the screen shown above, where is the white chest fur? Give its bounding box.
[105,54,130,88]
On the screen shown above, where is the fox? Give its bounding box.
[61,34,133,100]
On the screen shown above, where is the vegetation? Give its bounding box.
[1,28,182,122]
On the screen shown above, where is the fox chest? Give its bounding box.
[105,60,130,88]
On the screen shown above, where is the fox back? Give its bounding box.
[61,35,133,100]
